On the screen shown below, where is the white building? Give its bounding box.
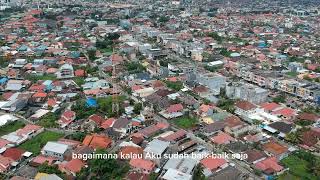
[41,142,69,161]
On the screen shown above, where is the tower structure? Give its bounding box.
[111,57,120,116]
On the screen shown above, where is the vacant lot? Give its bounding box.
[172,117,198,129]
[0,121,25,136]
[19,131,64,155]
[280,153,318,180]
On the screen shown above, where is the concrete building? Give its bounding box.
[226,82,268,104]
[41,142,69,161]
[196,72,226,95]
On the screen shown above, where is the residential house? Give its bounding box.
[59,159,85,177]
[112,117,133,137]
[56,64,74,79]
[161,168,192,180]
[243,149,267,164]
[1,124,44,146]
[200,156,228,177]
[210,131,235,145]
[162,157,197,175]
[0,155,13,173]
[254,157,284,175]
[129,158,156,174]
[234,100,258,123]
[262,141,289,160]
[41,141,69,161]
[143,139,170,166]
[82,114,106,132]
[58,110,76,128]
[160,103,184,119]
[82,134,112,150]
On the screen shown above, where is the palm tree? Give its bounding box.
[285,131,301,144]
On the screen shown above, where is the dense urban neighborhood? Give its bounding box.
[0,0,320,180]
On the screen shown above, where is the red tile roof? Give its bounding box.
[118,146,143,160]
[0,155,13,172]
[74,69,85,77]
[101,118,115,129]
[62,110,76,119]
[235,100,257,111]
[260,102,280,112]
[300,129,320,147]
[63,159,85,174]
[254,157,283,173]
[297,113,319,122]
[200,156,227,171]
[0,139,10,149]
[167,104,183,113]
[199,104,214,113]
[47,98,57,107]
[82,134,112,149]
[155,122,169,129]
[272,108,296,117]
[129,158,155,171]
[88,114,105,126]
[162,130,186,142]
[262,141,288,156]
[16,124,42,136]
[32,92,47,98]
[31,155,57,166]
[2,148,25,161]
[210,132,235,145]
[2,92,14,100]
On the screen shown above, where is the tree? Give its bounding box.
[295,120,313,127]
[272,94,286,103]
[67,131,86,141]
[285,131,301,144]
[149,172,159,180]
[193,164,205,180]
[217,98,235,113]
[310,159,320,177]
[77,149,129,179]
[133,103,143,114]
[159,16,169,23]
[37,113,59,128]
[87,49,96,61]
[207,32,223,42]
[38,162,64,178]
[165,81,183,91]
[72,100,97,119]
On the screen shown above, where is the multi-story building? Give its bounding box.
[226,82,269,104]
[196,72,226,95]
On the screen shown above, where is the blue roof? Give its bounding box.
[43,80,53,86]
[86,98,98,107]
[0,77,8,84]
[70,51,80,58]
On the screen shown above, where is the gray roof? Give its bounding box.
[6,83,23,91]
[144,139,170,155]
[162,168,192,180]
[112,118,130,129]
[42,142,68,154]
[209,166,244,180]
[163,158,197,174]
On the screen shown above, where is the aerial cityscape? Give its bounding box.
[0,0,320,180]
